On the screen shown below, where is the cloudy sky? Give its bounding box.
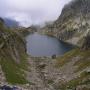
[0,0,72,27]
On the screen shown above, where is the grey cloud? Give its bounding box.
[0,0,72,27]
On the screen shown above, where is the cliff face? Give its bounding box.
[42,0,90,48]
[54,0,90,47]
[0,18,28,84]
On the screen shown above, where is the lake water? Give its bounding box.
[26,32,74,57]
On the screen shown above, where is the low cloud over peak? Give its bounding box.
[0,0,72,27]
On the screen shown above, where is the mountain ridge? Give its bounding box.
[40,0,90,49]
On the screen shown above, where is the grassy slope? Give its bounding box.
[0,25,29,84]
[56,48,90,71]
[59,71,90,90]
[0,54,28,84]
[56,48,90,89]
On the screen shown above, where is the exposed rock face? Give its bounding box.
[0,18,26,63]
[0,18,27,84]
[0,66,6,85]
[41,0,90,48]
[82,34,90,49]
[54,0,90,46]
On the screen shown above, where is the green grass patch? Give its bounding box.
[17,54,29,71]
[56,48,80,67]
[74,50,90,72]
[67,71,90,88]
[0,53,28,84]
[0,19,29,84]
[60,71,90,89]
[56,48,90,72]
[47,79,54,84]
[0,30,29,84]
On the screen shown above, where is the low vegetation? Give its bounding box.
[56,48,79,67]
[56,48,90,89]
[56,48,90,72]
[59,71,90,90]
[0,20,29,84]
[0,55,28,84]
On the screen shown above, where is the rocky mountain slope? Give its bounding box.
[4,18,19,27]
[0,0,90,89]
[41,0,90,48]
[36,0,90,89]
[0,18,28,85]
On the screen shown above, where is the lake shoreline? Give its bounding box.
[26,32,75,57]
